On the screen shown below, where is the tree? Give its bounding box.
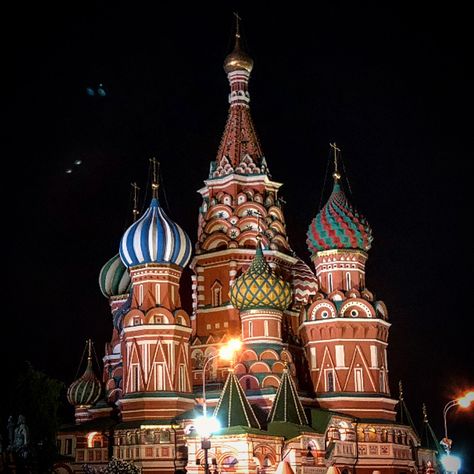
[83,457,141,473]
[6,361,65,472]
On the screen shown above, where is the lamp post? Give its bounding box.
[441,391,474,453]
[440,391,473,474]
[196,339,242,473]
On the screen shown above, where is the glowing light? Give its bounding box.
[219,346,234,360]
[218,339,242,360]
[194,415,220,438]
[228,338,242,351]
[458,391,474,408]
[441,453,461,472]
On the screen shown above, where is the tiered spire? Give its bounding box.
[397,381,418,436]
[213,369,261,429]
[211,15,268,178]
[420,403,442,452]
[268,367,308,425]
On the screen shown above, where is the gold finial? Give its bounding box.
[87,339,92,361]
[422,403,429,423]
[398,380,404,401]
[330,142,341,182]
[150,157,160,199]
[224,13,253,74]
[131,182,141,221]
[255,211,264,241]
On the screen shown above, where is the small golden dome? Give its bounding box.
[224,36,254,74]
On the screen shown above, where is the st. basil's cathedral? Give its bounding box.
[54,24,441,474]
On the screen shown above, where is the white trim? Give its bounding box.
[300,319,391,330]
[315,396,397,404]
[197,304,234,313]
[191,248,297,266]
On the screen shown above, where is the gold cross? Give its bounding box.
[149,157,160,197]
[233,12,241,38]
[330,142,341,181]
[131,182,141,221]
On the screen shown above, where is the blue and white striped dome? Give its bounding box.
[119,198,192,268]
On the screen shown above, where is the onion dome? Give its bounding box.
[67,341,101,408]
[119,198,192,268]
[291,259,318,305]
[307,181,373,255]
[230,243,292,311]
[99,253,130,298]
[224,34,254,74]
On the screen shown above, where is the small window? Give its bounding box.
[327,371,335,392]
[355,368,364,392]
[154,315,162,324]
[328,273,333,292]
[346,272,351,290]
[206,324,211,330]
[215,323,220,329]
[65,438,72,455]
[134,317,141,326]
[223,321,228,328]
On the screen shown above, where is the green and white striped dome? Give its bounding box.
[99,253,130,298]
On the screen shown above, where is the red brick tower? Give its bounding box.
[303,144,396,420]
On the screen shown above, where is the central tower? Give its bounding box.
[190,23,313,405]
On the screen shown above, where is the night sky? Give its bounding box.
[6,1,473,467]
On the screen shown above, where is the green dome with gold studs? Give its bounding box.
[230,243,292,311]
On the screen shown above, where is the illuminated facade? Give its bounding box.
[55,26,441,474]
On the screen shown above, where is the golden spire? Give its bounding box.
[87,338,92,362]
[131,182,140,221]
[150,157,160,199]
[422,402,429,423]
[330,142,341,182]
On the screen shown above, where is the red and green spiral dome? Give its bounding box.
[307,182,373,255]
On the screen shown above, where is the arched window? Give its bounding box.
[222,456,238,470]
[211,281,222,307]
[248,321,253,337]
[328,273,333,292]
[346,272,351,290]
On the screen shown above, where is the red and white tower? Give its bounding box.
[117,167,195,421]
[190,24,307,401]
[302,145,396,420]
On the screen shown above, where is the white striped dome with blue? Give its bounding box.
[119,198,192,268]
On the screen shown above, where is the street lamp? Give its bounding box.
[441,391,474,453]
[196,338,242,473]
[201,338,242,417]
[439,391,473,474]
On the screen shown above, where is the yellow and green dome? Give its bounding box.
[230,244,292,311]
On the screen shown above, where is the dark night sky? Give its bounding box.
[5,0,473,467]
